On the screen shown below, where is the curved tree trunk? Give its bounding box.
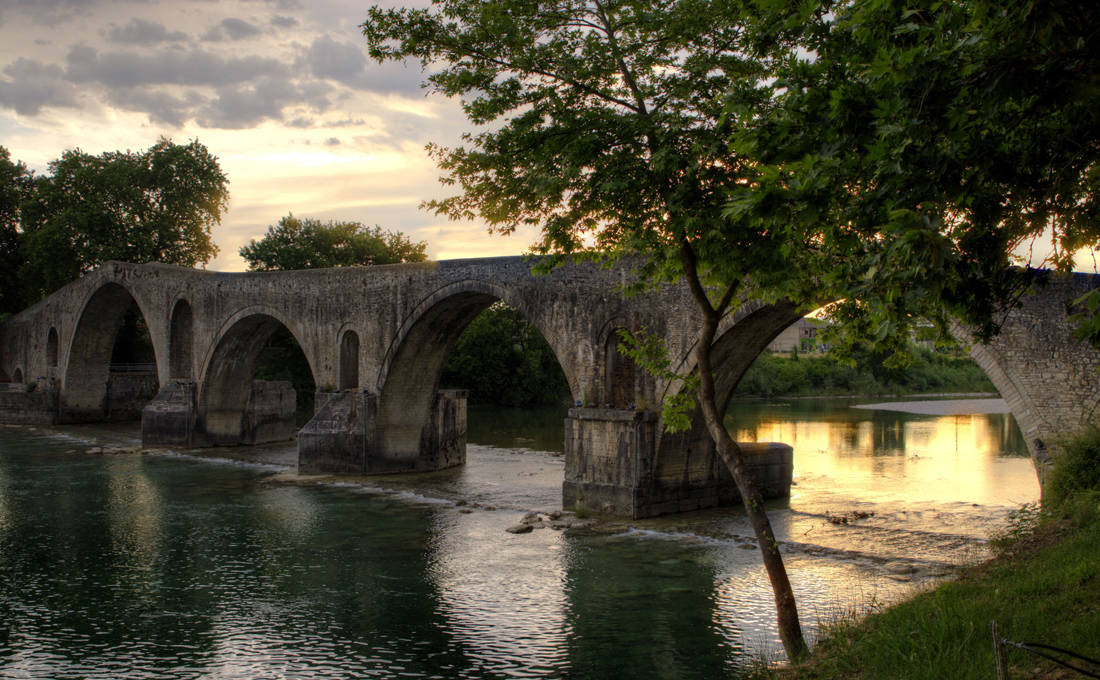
[680,242,809,662]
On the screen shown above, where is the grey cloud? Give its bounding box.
[241,0,302,9]
[287,116,313,128]
[202,17,262,42]
[4,0,101,27]
[306,35,422,95]
[271,15,298,28]
[0,58,79,114]
[105,18,188,45]
[197,77,331,128]
[308,35,366,82]
[324,137,340,146]
[106,87,206,127]
[65,45,288,87]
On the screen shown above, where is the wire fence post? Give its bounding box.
[992,620,1007,680]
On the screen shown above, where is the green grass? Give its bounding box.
[773,431,1100,680]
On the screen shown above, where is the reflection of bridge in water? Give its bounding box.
[1,257,1098,517]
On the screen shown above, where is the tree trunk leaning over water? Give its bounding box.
[680,240,809,662]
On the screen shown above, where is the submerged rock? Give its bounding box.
[506,524,534,534]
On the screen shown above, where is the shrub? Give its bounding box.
[1047,426,1100,507]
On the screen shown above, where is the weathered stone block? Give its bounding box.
[418,389,467,470]
[142,380,195,446]
[299,390,376,474]
[244,380,297,444]
[0,378,58,424]
[299,389,467,474]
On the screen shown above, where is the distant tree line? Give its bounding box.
[735,347,995,398]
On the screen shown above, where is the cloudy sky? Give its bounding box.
[0,0,539,270]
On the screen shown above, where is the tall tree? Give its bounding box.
[239,213,428,270]
[729,0,1100,353]
[20,138,227,299]
[0,147,34,317]
[363,0,816,659]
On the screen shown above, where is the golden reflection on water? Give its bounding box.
[106,455,163,572]
[735,410,1039,506]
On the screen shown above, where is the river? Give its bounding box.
[0,397,1036,679]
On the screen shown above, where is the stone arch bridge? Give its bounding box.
[1,257,1098,517]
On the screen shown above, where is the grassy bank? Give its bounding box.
[735,349,995,398]
[769,431,1100,680]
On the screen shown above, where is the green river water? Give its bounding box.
[0,397,1035,679]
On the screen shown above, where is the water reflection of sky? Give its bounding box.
[730,400,1038,507]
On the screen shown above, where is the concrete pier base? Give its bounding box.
[0,378,59,424]
[563,407,793,518]
[298,390,376,474]
[141,380,195,446]
[142,379,296,447]
[298,388,468,474]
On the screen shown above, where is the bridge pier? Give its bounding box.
[298,388,468,474]
[142,379,297,447]
[563,408,793,518]
[0,377,59,424]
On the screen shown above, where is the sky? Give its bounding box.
[0,0,1092,275]
[0,0,541,271]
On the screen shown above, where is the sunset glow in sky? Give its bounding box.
[0,0,540,271]
[1,1,1092,274]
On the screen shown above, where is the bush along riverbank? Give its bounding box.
[766,428,1100,680]
[734,348,995,398]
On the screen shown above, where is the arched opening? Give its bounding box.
[649,302,1033,517]
[62,283,160,422]
[604,328,635,409]
[200,314,316,446]
[13,367,23,383]
[383,295,572,461]
[440,300,572,452]
[46,327,58,367]
[169,299,193,380]
[339,330,359,390]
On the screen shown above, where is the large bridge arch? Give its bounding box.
[198,308,319,446]
[60,282,163,422]
[376,279,581,459]
[647,274,1100,502]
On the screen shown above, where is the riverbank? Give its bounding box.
[735,350,995,398]
[767,431,1100,680]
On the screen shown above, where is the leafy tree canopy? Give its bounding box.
[239,213,428,271]
[731,0,1100,351]
[0,147,34,317]
[441,302,570,406]
[19,138,228,300]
